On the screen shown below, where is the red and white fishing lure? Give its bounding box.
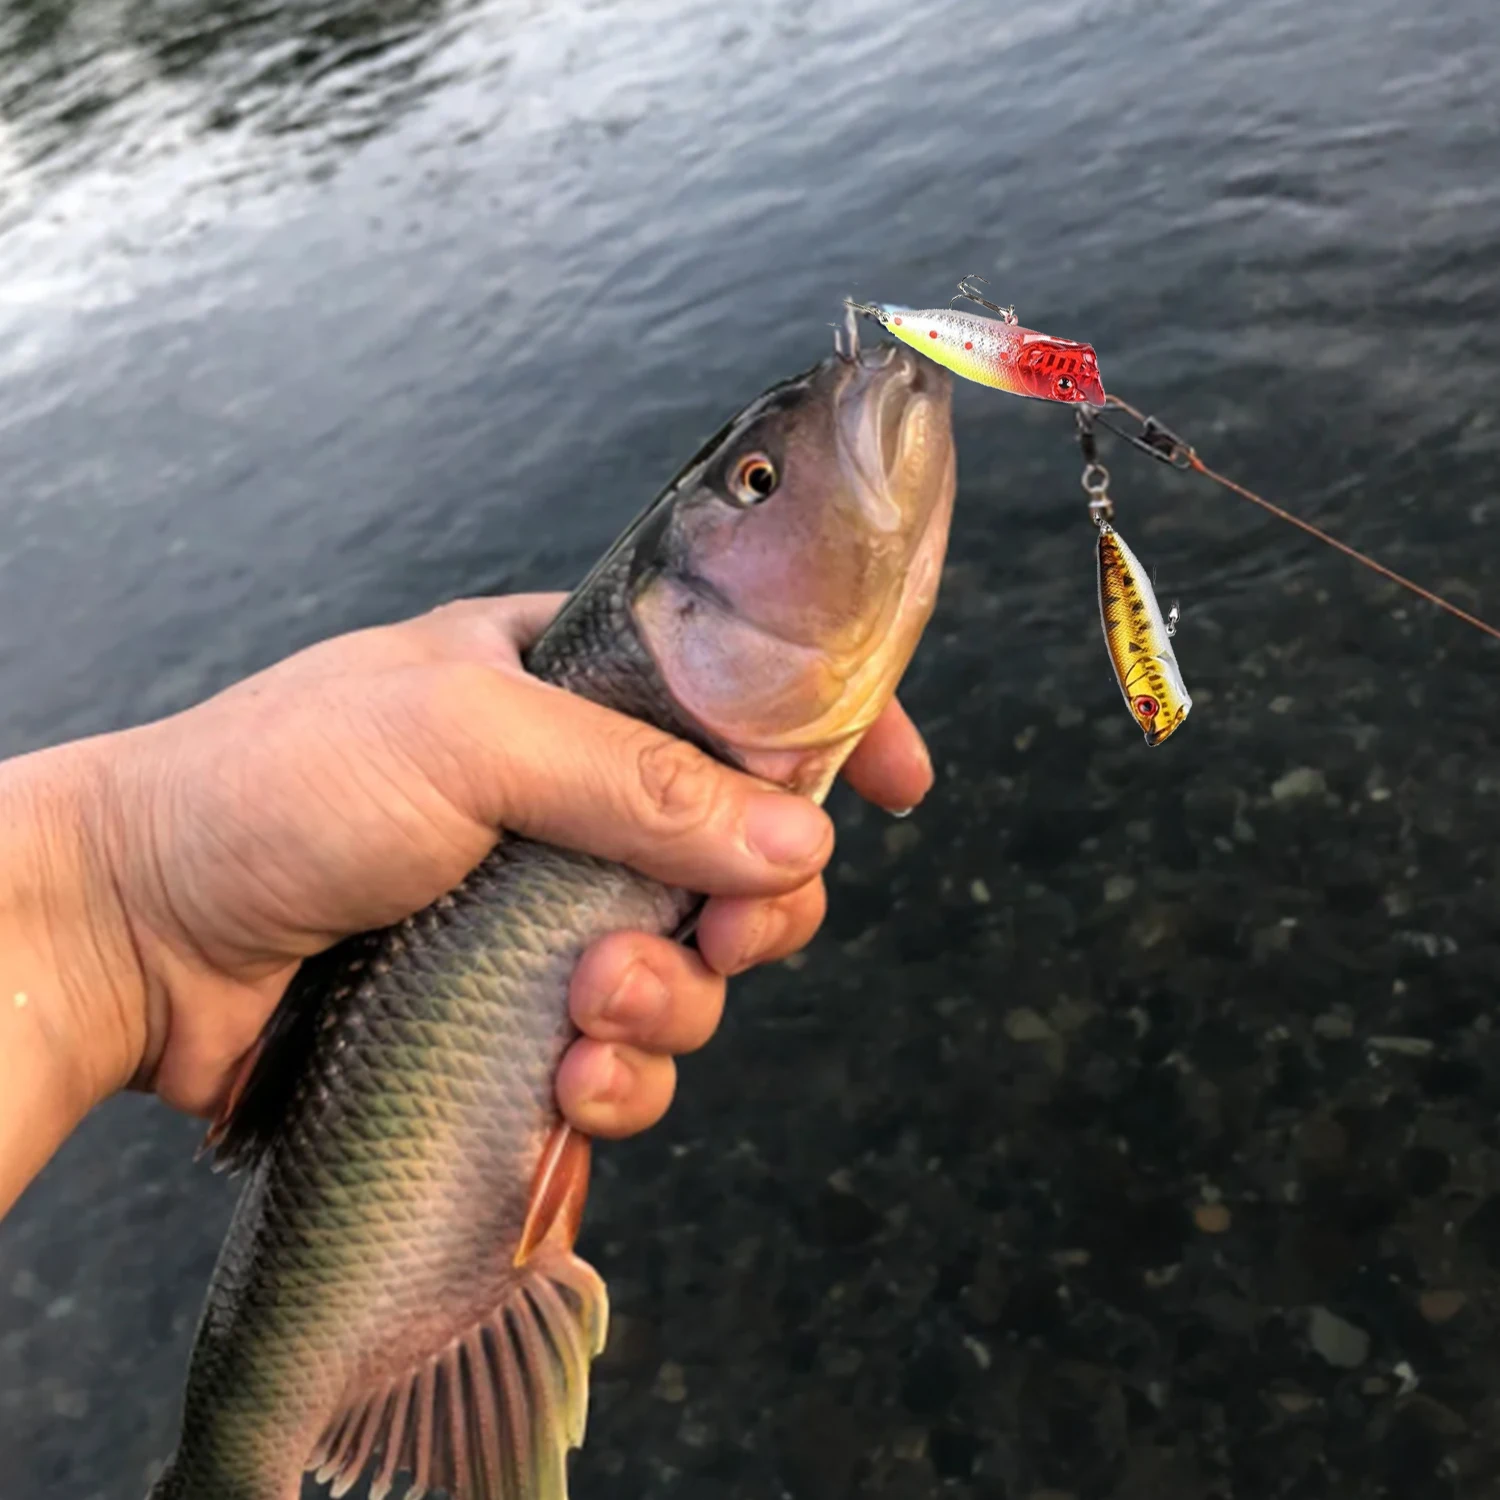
[849,276,1106,407]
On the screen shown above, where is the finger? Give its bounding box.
[570,931,726,1054]
[695,877,827,977]
[494,592,572,654]
[840,698,933,814]
[409,664,835,897]
[214,594,572,703]
[555,1041,677,1139]
[400,593,570,667]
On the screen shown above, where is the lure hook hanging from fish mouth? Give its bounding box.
[831,297,865,363]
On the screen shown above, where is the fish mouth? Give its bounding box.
[836,342,952,523]
[1077,375,1108,407]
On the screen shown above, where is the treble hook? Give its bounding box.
[831,299,864,363]
[951,274,1018,325]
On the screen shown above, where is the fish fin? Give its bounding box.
[517,1123,592,1264]
[197,1034,266,1161]
[307,1164,606,1500]
[204,928,391,1174]
[310,1125,606,1500]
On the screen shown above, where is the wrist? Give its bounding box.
[0,738,148,1211]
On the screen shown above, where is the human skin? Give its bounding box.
[0,593,932,1220]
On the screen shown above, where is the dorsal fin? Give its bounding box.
[201,927,391,1174]
[309,1125,606,1500]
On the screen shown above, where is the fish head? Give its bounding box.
[632,341,956,796]
[1014,333,1106,406]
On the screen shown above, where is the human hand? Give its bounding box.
[56,593,930,1145]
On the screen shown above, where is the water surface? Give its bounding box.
[3,2,1499,1496]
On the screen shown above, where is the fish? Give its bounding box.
[145,321,958,1500]
[847,282,1105,407]
[1096,520,1191,746]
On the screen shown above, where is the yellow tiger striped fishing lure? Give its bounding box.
[1096,521,1192,746]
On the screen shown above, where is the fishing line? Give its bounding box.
[1086,394,1500,645]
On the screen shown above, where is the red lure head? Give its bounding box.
[1014,335,1106,405]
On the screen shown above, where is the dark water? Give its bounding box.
[3,1,1500,1496]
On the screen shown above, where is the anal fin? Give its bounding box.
[309,1125,608,1500]
[198,1035,266,1160]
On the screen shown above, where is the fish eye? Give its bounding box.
[1056,375,1077,394]
[1132,694,1159,719]
[729,453,778,505]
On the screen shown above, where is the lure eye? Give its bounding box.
[729,453,778,505]
[1132,695,1160,720]
[1056,375,1077,396]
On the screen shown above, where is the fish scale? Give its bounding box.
[159,844,690,1500]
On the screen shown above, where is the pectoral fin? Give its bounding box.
[203,928,390,1173]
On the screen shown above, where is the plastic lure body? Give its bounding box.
[1096,521,1191,745]
[850,299,1105,406]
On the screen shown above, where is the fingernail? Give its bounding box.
[889,805,914,819]
[600,961,669,1031]
[592,1046,632,1104]
[744,794,831,868]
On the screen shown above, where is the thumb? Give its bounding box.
[406,662,835,899]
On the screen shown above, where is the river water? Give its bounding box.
[3,2,1499,1497]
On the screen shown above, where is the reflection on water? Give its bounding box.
[0,0,464,192]
[2,0,1500,1496]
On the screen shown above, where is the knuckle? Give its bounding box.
[408,600,514,666]
[632,733,725,839]
[418,597,486,631]
[415,599,461,631]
